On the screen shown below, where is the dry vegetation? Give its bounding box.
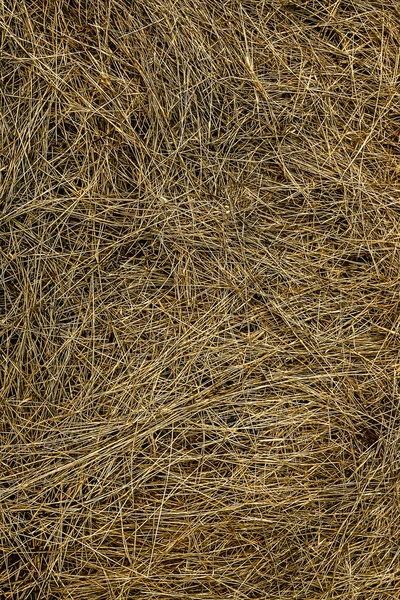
[1,0,400,598]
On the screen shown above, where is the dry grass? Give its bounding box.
[1,0,400,598]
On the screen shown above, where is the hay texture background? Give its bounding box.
[1,1,400,598]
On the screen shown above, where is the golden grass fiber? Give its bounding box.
[1,1,400,598]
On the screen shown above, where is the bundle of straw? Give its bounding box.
[1,1,400,598]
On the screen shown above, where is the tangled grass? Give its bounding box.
[1,0,400,598]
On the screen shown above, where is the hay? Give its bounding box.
[1,0,400,598]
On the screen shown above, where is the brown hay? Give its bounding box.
[1,1,400,598]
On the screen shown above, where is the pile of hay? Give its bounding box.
[1,1,400,598]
